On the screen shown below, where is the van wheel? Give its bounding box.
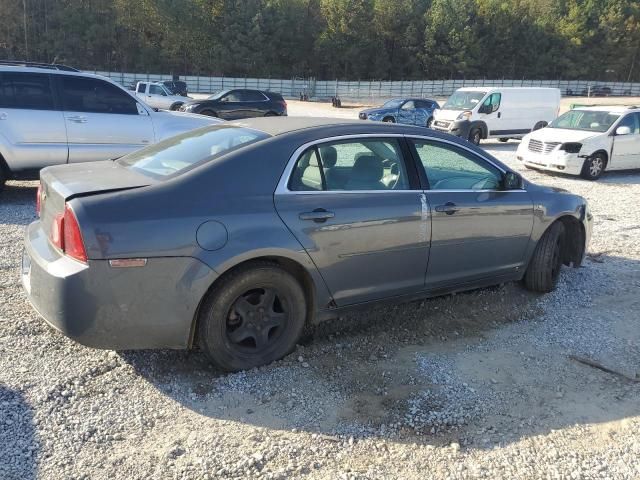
[469,128,481,145]
[524,222,565,293]
[533,121,547,131]
[426,117,434,128]
[580,153,606,180]
[499,138,509,142]
[198,262,307,372]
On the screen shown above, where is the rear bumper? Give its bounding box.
[22,221,218,350]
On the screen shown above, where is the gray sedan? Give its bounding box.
[22,118,592,371]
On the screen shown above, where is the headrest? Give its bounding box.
[390,162,399,175]
[352,155,383,182]
[319,146,337,168]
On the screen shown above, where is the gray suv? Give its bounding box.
[0,65,221,191]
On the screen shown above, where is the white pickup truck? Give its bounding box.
[135,82,192,111]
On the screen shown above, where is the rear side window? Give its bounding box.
[289,139,411,192]
[118,125,269,178]
[240,90,268,102]
[136,83,146,93]
[60,76,138,115]
[0,72,55,110]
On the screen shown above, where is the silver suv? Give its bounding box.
[0,64,221,190]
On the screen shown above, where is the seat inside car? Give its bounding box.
[319,146,344,189]
[345,155,386,190]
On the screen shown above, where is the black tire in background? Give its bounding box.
[169,102,184,111]
[580,153,606,180]
[0,165,6,192]
[524,222,565,293]
[264,112,277,117]
[533,121,547,131]
[382,117,395,123]
[469,127,481,145]
[198,262,307,372]
[499,138,509,142]
[426,116,434,128]
[200,109,217,117]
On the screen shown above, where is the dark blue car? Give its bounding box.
[359,98,440,128]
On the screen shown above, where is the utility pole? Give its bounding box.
[23,0,29,60]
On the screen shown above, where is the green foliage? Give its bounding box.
[0,0,638,80]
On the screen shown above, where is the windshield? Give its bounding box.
[382,99,404,108]
[207,90,230,100]
[117,125,269,178]
[549,110,620,132]
[443,91,487,111]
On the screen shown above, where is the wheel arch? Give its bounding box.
[591,149,609,168]
[529,215,586,271]
[470,121,488,139]
[188,254,320,349]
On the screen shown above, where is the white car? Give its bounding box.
[433,87,560,145]
[134,82,192,111]
[517,106,640,180]
[0,65,221,190]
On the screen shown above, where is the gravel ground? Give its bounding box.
[1,119,640,479]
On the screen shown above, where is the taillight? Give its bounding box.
[48,203,87,263]
[36,184,42,217]
[63,204,87,263]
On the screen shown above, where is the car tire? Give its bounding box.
[426,116,434,128]
[200,109,218,117]
[499,138,509,142]
[580,153,606,180]
[533,121,547,131]
[469,127,481,145]
[169,102,183,111]
[524,222,565,293]
[382,117,395,123]
[264,112,277,117]
[198,262,307,372]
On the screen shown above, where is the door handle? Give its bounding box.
[497,112,501,118]
[435,202,458,215]
[66,115,87,123]
[299,208,334,223]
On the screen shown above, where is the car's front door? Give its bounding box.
[611,112,640,170]
[409,138,534,289]
[397,101,416,125]
[216,90,252,120]
[478,93,507,137]
[146,84,172,109]
[274,136,430,306]
[58,75,155,163]
[0,71,68,169]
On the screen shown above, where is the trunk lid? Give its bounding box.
[39,160,154,235]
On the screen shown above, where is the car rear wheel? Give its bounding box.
[580,153,606,180]
[200,109,218,117]
[169,102,184,111]
[382,116,395,123]
[533,121,547,131]
[198,263,307,372]
[524,222,565,293]
[264,112,277,117]
[469,127,481,145]
[499,138,509,142]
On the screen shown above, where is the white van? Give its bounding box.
[432,87,561,145]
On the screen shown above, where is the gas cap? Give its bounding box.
[196,220,228,251]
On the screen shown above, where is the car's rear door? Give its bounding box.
[408,137,534,289]
[0,71,68,169]
[239,90,270,117]
[274,136,430,306]
[57,75,155,163]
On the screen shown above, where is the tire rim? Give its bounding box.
[590,157,603,177]
[225,287,288,352]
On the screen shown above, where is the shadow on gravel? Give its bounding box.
[0,385,39,479]
[0,181,38,226]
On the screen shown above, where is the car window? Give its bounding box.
[415,100,431,109]
[0,72,55,110]
[149,85,167,96]
[550,110,620,132]
[401,101,415,110]
[60,76,139,115]
[136,83,146,93]
[221,91,242,102]
[412,140,502,190]
[617,114,639,134]
[482,93,501,112]
[240,90,267,102]
[289,139,411,192]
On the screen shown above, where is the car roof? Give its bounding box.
[227,116,448,137]
[572,105,639,113]
[0,65,113,81]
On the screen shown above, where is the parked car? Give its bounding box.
[0,66,221,191]
[432,87,561,145]
[517,106,640,180]
[23,118,591,371]
[358,98,440,127]
[163,80,188,97]
[134,81,193,110]
[179,89,287,119]
[580,85,612,97]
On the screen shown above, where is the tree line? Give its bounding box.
[1,0,639,82]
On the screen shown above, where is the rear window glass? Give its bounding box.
[0,72,55,110]
[117,125,269,178]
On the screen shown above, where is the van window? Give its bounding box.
[442,91,486,111]
[0,72,55,110]
[482,93,501,113]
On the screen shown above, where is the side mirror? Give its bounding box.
[479,104,490,114]
[503,171,523,190]
[616,126,632,136]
